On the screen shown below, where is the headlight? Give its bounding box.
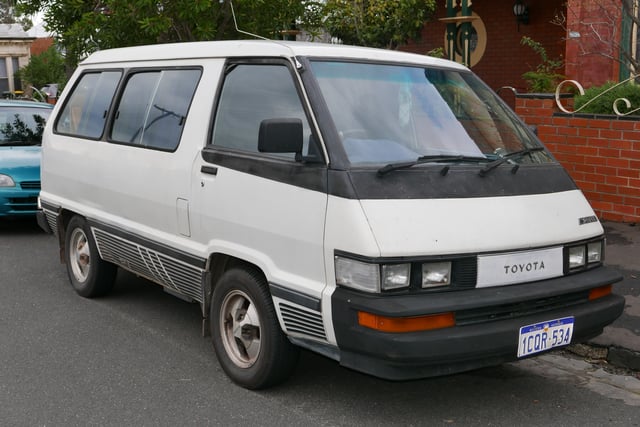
[422,262,451,288]
[335,256,380,293]
[568,246,585,269]
[335,256,411,293]
[335,254,457,293]
[0,174,15,187]
[587,241,602,263]
[381,264,411,290]
[567,239,603,271]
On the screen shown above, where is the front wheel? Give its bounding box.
[64,216,117,298]
[211,268,299,389]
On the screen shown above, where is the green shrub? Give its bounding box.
[18,46,67,94]
[522,70,565,93]
[520,36,565,93]
[574,81,640,116]
[426,47,444,58]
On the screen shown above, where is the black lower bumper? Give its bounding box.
[331,266,625,380]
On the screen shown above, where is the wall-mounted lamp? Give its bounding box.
[513,0,529,30]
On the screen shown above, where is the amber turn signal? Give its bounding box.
[589,284,612,301]
[358,311,455,333]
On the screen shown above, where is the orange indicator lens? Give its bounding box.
[358,311,455,333]
[589,284,612,301]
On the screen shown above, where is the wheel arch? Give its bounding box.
[55,209,83,264]
[202,253,270,335]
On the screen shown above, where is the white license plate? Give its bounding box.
[517,317,574,358]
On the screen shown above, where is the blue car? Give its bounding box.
[0,100,53,217]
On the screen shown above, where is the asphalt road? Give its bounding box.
[1,218,639,426]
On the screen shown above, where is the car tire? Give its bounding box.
[64,216,117,298]
[211,267,299,389]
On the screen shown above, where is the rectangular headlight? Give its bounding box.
[587,242,602,263]
[335,256,380,293]
[568,246,586,269]
[381,263,411,290]
[422,261,451,288]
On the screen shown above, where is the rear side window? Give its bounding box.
[111,69,201,151]
[55,71,121,138]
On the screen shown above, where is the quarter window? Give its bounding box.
[212,64,314,159]
[55,71,122,138]
[111,69,201,151]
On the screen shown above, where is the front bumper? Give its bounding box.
[331,266,624,380]
[0,188,39,217]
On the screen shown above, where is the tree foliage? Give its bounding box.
[17,0,325,69]
[18,45,66,89]
[0,0,31,29]
[16,0,435,70]
[323,0,436,49]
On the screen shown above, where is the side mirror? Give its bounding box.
[258,118,303,157]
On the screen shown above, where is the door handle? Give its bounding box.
[201,165,218,175]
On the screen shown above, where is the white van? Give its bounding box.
[38,40,624,389]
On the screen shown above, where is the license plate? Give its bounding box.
[517,317,574,358]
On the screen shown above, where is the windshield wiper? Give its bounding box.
[377,155,490,176]
[478,147,545,177]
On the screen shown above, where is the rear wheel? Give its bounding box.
[211,267,299,389]
[64,216,117,297]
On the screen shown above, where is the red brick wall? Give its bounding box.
[565,0,622,88]
[516,95,640,223]
[401,0,566,92]
[402,0,622,93]
[30,37,54,56]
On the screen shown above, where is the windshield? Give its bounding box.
[0,107,51,146]
[310,61,551,166]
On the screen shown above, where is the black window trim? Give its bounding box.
[53,69,125,140]
[53,65,204,153]
[207,57,326,165]
[105,65,204,153]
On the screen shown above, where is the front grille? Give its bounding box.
[7,197,38,211]
[20,181,40,190]
[455,290,590,325]
[452,257,477,288]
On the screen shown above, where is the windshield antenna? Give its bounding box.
[222,0,268,41]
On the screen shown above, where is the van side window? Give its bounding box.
[55,71,121,138]
[212,64,313,159]
[111,69,201,151]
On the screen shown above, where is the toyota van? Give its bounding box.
[37,40,625,389]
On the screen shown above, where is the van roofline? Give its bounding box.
[81,40,468,70]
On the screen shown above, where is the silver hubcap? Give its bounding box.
[69,228,90,282]
[219,290,261,368]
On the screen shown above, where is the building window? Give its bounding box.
[0,57,24,95]
[12,57,21,92]
[0,59,8,94]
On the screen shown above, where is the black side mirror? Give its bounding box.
[258,118,303,158]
